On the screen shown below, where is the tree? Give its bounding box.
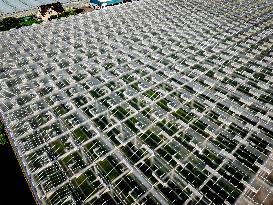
[0,122,7,145]
[0,17,20,31]
[0,133,7,145]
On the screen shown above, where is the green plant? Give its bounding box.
[18,17,42,27]
[58,8,84,18]
[0,122,7,145]
[0,134,7,145]
[0,16,42,31]
[0,17,20,31]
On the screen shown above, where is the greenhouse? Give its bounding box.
[0,0,273,204]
